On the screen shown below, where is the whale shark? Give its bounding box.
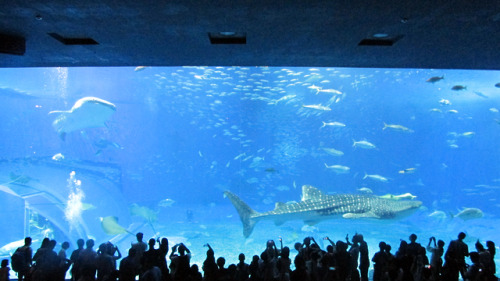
[224,185,422,238]
[49,97,116,140]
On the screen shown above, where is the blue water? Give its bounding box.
[0,66,499,272]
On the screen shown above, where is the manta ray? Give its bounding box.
[49,97,116,140]
[225,185,422,238]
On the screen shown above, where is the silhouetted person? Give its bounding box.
[216,257,228,281]
[248,255,261,281]
[12,237,32,281]
[427,237,444,281]
[486,240,496,278]
[0,259,10,281]
[157,237,171,281]
[320,245,336,281]
[236,253,250,281]
[96,242,121,281]
[347,234,360,281]
[334,241,351,281]
[131,232,147,273]
[372,242,387,281]
[475,240,495,280]
[464,252,483,281]
[190,264,203,281]
[70,239,85,281]
[56,241,71,281]
[261,240,278,281]
[78,239,98,281]
[169,243,191,281]
[203,244,218,281]
[290,255,309,281]
[443,232,469,281]
[395,240,414,281]
[277,247,291,281]
[119,248,139,281]
[356,234,369,281]
[142,238,159,275]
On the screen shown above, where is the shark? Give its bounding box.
[49,97,116,140]
[224,185,423,238]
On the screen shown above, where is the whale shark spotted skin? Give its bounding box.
[225,185,422,238]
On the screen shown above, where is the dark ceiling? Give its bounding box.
[1,0,500,69]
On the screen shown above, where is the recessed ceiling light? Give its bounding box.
[208,32,246,44]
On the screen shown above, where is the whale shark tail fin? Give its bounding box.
[224,191,259,238]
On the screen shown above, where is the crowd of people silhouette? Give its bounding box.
[2,232,497,281]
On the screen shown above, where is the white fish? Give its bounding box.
[49,97,116,140]
[363,173,389,182]
[489,108,499,113]
[322,148,344,157]
[460,132,475,137]
[158,198,176,207]
[428,210,448,220]
[439,99,451,106]
[52,153,65,161]
[234,153,246,160]
[357,187,373,194]
[302,104,332,111]
[269,94,296,105]
[383,123,414,133]
[316,88,344,95]
[353,140,376,149]
[321,121,346,128]
[324,163,350,174]
[454,208,484,221]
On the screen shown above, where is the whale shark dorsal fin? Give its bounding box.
[274,202,286,210]
[301,185,324,201]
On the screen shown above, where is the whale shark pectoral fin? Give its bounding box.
[342,212,380,219]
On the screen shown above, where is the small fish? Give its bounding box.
[363,173,389,182]
[430,108,442,113]
[383,123,414,133]
[265,168,278,173]
[134,66,148,72]
[495,83,500,88]
[426,76,444,83]
[324,163,350,174]
[322,147,344,157]
[460,132,475,137]
[317,88,343,95]
[302,104,332,111]
[451,85,467,91]
[158,198,176,207]
[321,121,346,128]
[353,140,376,149]
[234,153,246,160]
[489,108,499,113]
[357,187,373,194]
[52,153,65,161]
[439,99,451,106]
[447,109,459,114]
[399,168,416,174]
[428,211,448,220]
[473,91,488,99]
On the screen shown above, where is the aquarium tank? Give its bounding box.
[0,66,499,274]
